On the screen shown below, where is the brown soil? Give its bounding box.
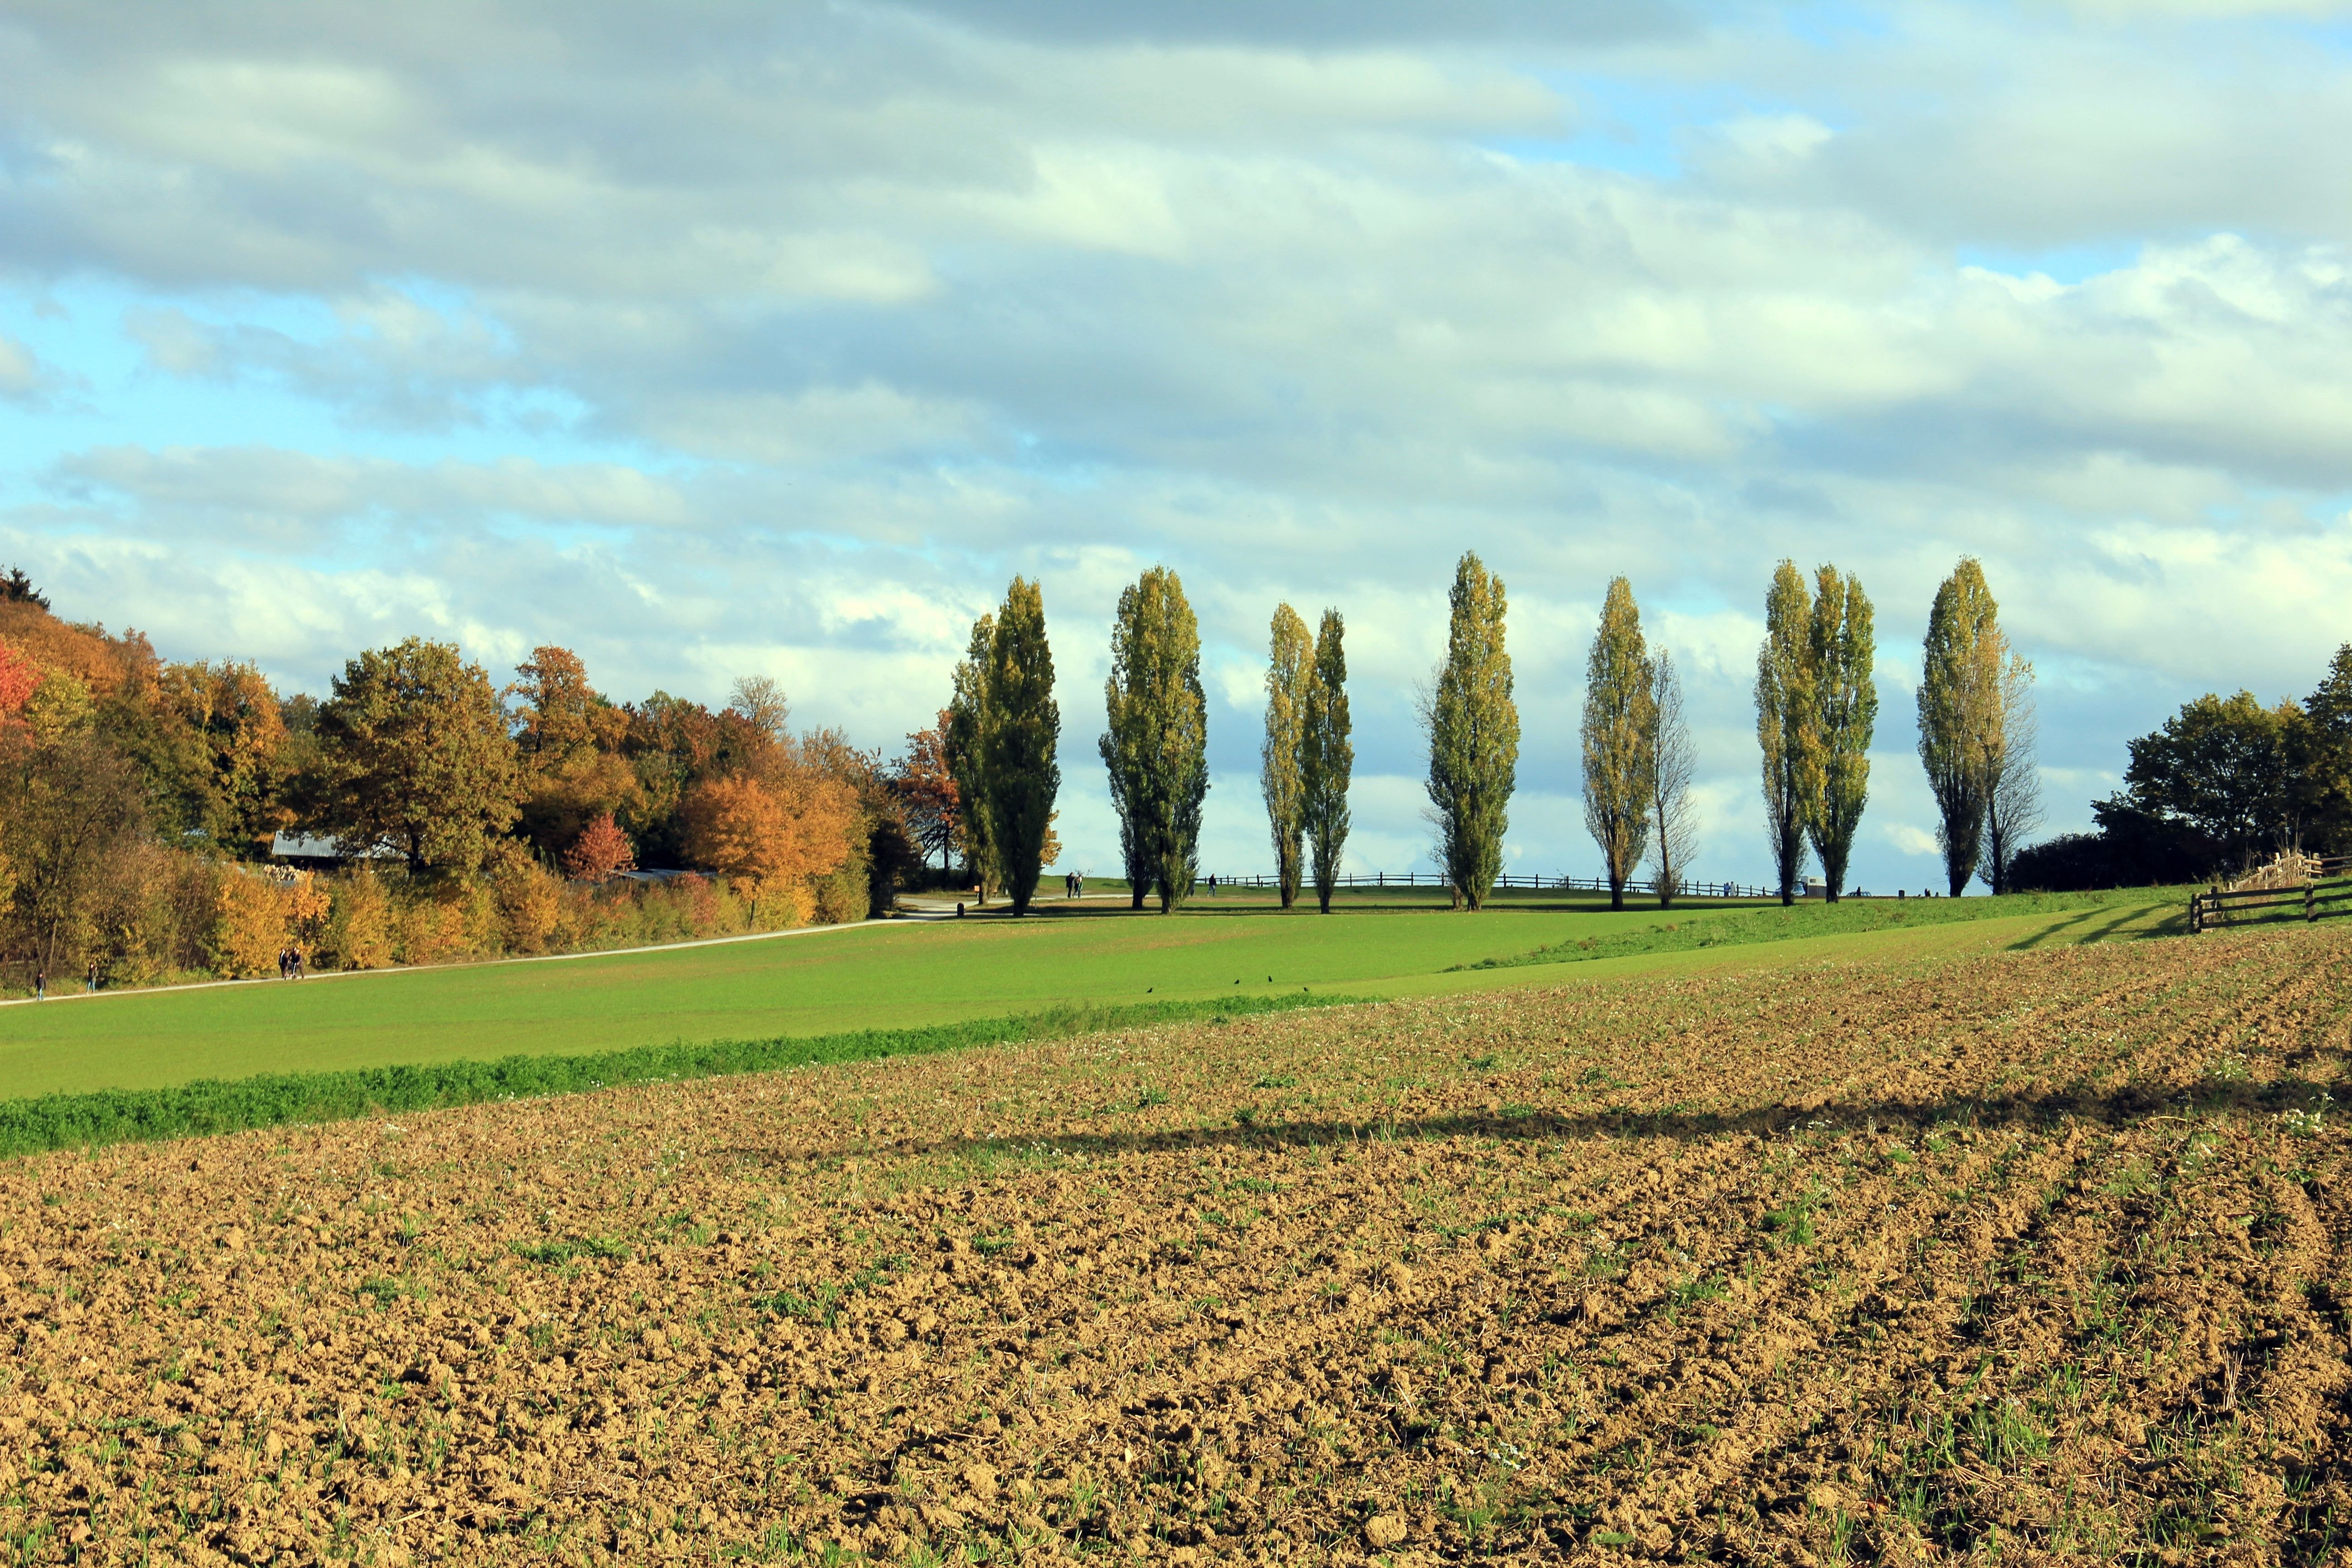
[3,925,2350,1564]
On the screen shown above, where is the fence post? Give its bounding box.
[2308,882,2318,923]
[2190,892,2201,934]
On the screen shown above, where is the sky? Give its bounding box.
[4,0,2351,891]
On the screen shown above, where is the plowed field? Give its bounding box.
[3,922,2348,1564]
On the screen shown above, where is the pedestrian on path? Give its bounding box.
[33,969,44,1000]
[86,960,97,995]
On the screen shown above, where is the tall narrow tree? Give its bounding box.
[1918,558,2005,896]
[1581,578,1657,911]
[1646,649,1699,909]
[1301,608,1353,915]
[1755,562,1816,905]
[944,614,997,901]
[981,578,1060,916]
[1983,653,2042,894]
[1260,604,1313,910]
[1423,552,1517,911]
[1100,566,1209,914]
[1805,566,1876,903]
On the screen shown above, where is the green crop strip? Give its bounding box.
[1450,887,2186,973]
[0,990,1362,1161]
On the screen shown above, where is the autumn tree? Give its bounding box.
[1647,649,1698,908]
[944,615,999,900]
[1805,566,1876,902]
[1582,577,1656,911]
[564,813,637,880]
[0,730,147,978]
[510,646,641,862]
[980,578,1060,916]
[312,637,522,876]
[1260,604,1313,910]
[147,660,294,854]
[1918,559,2007,896]
[1423,552,1516,911]
[1755,561,1814,905]
[682,767,858,922]
[892,716,960,877]
[1101,567,1207,914]
[1301,608,1353,915]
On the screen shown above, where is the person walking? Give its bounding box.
[33,968,45,1001]
[292,946,306,980]
[85,960,97,995]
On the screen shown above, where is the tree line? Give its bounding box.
[905,550,2051,921]
[0,573,912,990]
[2017,647,2352,888]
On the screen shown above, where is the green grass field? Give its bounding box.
[0,888,2186,1098]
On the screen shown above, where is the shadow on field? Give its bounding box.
[2005,902,2189,949]
[795,1076,2337,1170]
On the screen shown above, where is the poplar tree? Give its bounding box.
[1805,565,1876,902]
[1918,558,2005,896]
[1423,552,1516,911]
[1755,561,1815,905]
[944,614,998,901]
[1301,608,1353,915]
[1260,604,1313,910]
[1100,566,1209,914]
[1582,577,1657,911]
[981,578,1059,916]
[1647,648,1698,908]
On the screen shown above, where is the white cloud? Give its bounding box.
[5,0,2351,889]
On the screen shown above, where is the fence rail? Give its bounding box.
[2190,873,2352,933]
[1197,871,1792,901]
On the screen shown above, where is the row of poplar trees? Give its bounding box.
[938,551,2036,919]
[1418,550,2041,913]
[943,564,1361,917]
[1101,568,1358,913]
[1758,554,2039,902]
[1413,550,1696,913]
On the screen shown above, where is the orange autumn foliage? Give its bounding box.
[681,767,858,901]
[563,813,637,880]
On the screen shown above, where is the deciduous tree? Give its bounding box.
[1755,561,1814,906]
[1917,559,2006,896]
[892,717,960,876]
[1101,567,1207,914]
[1983,654,2043,894]
[510,647,642,862]
[1805,567,1876,903]
[564,813,637,880]
[1582,578,1656,910]
[1260,604,1312,910]
[2113,691,2300,871]
[1423,552,1516,911]
[0,731,147,977]
[313,637,522,876]
[981,578,1061,916]
[682,768,858,921]
[1646,649,1698,908]
[1301,608,1353,915]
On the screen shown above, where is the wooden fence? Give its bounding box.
[1199,870,1782,900]
[2190,855,2352,933]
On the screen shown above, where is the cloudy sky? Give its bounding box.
[4,0,2348,889]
